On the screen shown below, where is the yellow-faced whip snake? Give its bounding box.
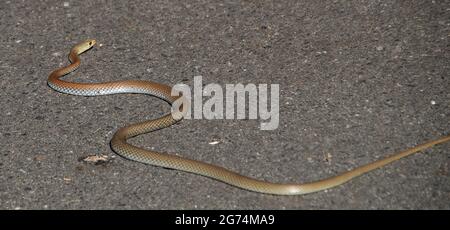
[48,39,450,195]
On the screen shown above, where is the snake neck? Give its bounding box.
[48,52,80,80]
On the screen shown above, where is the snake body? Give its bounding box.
[48,39,450,195]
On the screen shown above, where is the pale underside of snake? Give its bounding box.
[48,39,450,195]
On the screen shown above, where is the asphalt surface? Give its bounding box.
[1,1,449,209]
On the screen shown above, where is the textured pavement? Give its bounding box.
[0,1,449,209]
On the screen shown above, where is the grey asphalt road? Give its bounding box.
[1,0,449,209]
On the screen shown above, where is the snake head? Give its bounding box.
[74,39,97,55]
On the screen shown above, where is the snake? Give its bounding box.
[48,39,450,195]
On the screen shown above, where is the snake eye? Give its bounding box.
[89,41,92,46]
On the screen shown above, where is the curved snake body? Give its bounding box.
[48,40,450,195]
